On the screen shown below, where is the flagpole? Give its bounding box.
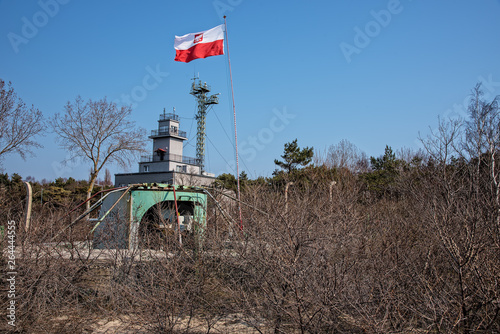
[224,15,243,231]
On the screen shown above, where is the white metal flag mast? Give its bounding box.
[224,15,243,230]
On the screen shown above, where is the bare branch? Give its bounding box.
[52,96,147,209]
[0,79,45,162]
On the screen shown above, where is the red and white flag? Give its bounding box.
[174,24,225,63]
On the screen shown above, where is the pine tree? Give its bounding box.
[274,139,314,174]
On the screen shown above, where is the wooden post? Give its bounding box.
[23,181,32,232]
[285,182,294,214]
[172,186,182,246]
[329,181,337,202]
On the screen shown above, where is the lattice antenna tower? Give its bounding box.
[190,78,219,171]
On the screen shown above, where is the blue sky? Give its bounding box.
[1,0,500,182]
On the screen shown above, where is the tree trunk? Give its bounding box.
[86,174,97,211]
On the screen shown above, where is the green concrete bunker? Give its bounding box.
[92,184,207,250]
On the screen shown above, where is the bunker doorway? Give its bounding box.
[138,200,195,250]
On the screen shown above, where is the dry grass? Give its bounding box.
[1,172,499,333]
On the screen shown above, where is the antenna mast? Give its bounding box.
[190,78,219,171]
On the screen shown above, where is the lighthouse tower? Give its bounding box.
[114,108,215,187]
[137,108,200,175]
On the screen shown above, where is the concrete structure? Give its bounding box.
[93,184,208,250]
[115,110,215,187]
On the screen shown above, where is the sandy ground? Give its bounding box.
[90,314,265,333]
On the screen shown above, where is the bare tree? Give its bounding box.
[419,116,462,167]
[463,83,500,248]
[104,168,113,187]
[0,79,45,163]
[396,147,427,166]
[326,139,369,173]
[52,96,146,209]
[416,84,500,332]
